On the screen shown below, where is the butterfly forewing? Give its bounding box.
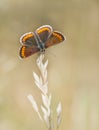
[20,32,38,46]
[20,46,39,58]
[45,31,65,48]
[36,25,53,43]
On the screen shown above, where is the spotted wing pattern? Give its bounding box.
[36,25,53,43]
[45,31,65,48]
[20,46,39,58]
[20,32,37,46]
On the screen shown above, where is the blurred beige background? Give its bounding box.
[0,0,99,130]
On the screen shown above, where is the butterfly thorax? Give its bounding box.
[34,32,45,52]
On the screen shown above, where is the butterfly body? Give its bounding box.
[34,32,45,51]
[19,25,66,58]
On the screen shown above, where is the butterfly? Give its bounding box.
[19,25,66,58]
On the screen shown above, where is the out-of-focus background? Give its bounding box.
[0,0,99,130]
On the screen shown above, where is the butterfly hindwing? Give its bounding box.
[19,46,39,58]
[45,31,65,48]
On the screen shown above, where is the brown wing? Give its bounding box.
[20,32,38,46]
[45,31,66,48]
[19,46,39,58]
[35,25,53,43]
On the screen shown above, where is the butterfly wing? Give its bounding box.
[45,31,66,48]
[35,25,53,43]
[20,32,38,46]
[45,31,65,48]
[19,46,39,58]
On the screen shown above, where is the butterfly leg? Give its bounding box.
[40,48,45,54]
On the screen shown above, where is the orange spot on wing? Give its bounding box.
[22,34,33,42]
[21,46,26,58]
[53,32,63,41]
[37,28,50,33]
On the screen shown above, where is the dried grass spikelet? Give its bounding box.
[27,54,62,130]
